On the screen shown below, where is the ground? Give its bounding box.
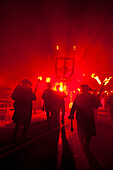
[0,109,113,170]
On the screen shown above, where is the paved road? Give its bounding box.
[0,110,113,170]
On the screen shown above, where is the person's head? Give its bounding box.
[47,82,52,89]
[81,84,92,93]
[20,79,32,87]
[56,85,60,91]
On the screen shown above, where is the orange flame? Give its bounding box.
[38,76,42,81]
[59,82,66,92]
[91,73,101,85]
[53,82,66,92]
[46,77,51,82]
[69,102,73,108]
[56,45,59,50]
[77,88,81,92]
[73,46,76,50]
[103,76,112,86]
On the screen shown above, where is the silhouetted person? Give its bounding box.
[55,85,66,125]
[93,89,102,124]
[42,82,55,128]
[68,84,99,149]
[11,79,36,142]
[107,93,113,133]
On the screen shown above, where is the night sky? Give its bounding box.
[1,0,113,91]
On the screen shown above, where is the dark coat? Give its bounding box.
[54,91,67,115]
[55,91,66,105]
[107,94,113,120]
[42,89,55,108]
[11,84,36,125]
[70,92,99,137]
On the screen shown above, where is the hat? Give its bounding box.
[81,84,92,91]
[20,79,32,86]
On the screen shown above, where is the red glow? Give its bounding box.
[73,46,76,50]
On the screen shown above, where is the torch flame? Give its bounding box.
[91,73,101,85]
[73,46,76,50]
[38,76,42,81]
[69,102,73,108]
[59,82,66,92]
[103,76,112,86]
[46,77,51,82]
[77,88,81,92]
[91,73,112,86]
[56,45,59,50]
[59,85,63,92]
[53,82,66,92]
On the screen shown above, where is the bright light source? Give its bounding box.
[53,82,66,92]
[69,102,73,108]
[56,45,59,50]
[38,76,42,81]
[77,88,81,92]
[91,73,101,85]
[59,82,64,92]
[103,76,112,86]
[73,46,76,50]
[46,77,51,82]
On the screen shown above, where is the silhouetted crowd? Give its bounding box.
[11,79,113,150]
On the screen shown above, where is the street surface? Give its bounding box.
[0,110,113,170]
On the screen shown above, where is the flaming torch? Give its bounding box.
[56,45,59,50]
[34,76,42,94]
[56,82,66,92]
[91,73,112,105]
[98,76,112,98]
[103,76,112,86]
[38,76,42,81]
[91,73,101,85]
[46,77,51,83]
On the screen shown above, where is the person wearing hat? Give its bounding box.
[68,84,99,149]
[11,79,36,142]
